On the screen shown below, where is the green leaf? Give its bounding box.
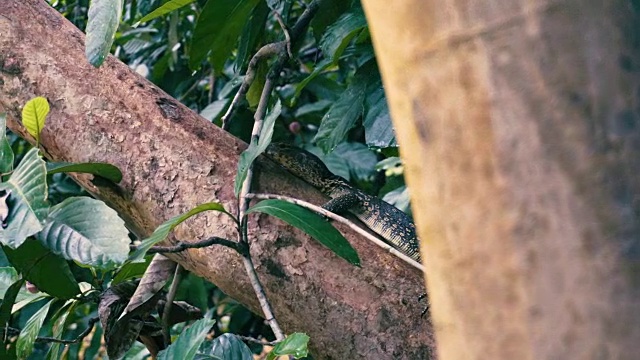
[0,267,40,305]
[319,5,367,64]
[46,162,123,183]
[0,113,14,174]
[4,239,80,299]
[247,200,360,265]
[314,60,380,153]
[157,315,215,360]
[234,100,282,196]
[21,97,49,143]
[382,186,411,214]
[200,98,231,124]
[204,333,253,360]
[16,299,52,359]
[38,197,130,269]
[189,0,261,71]
[313,78,366,153]
[138,0,195,24]
[292,58,333,101]
[235,1,269,72]
[112,256,152,285]
[310,0,351,43]
[85,0,124,67]
[129,202,232,262]
[0,148,48,248]
[0,278,24,326]
[246,61,267,108]
[46,300,75,360]
[267,333,309,360]
[364,81,396,148]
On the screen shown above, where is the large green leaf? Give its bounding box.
[310,0,351,43]
[38,197,130,269]
[0,278,23,326]
[234,100,282,196]
[21,97,49,143]
[0,113,13,174]
[46,299,76,360]
[157,315,215,360]
[189,0,262,72]
[0,148,48,248]
[203,333,253,360]
[314,60,382,153]
[138,0,195,23]
[235,1,269,72]
[16,299,52,359]
[85,0,124,67]
[364,80,396,148]
[4,240,80,299]
[247,200,360,266]
[313,76,366,153]
[46,162,123,183]
[267,332,309,360]
[319,5,367,64]
[129,202,232,262]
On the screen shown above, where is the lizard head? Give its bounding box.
[265,143,338,188]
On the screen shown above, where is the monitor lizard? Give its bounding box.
[264,143,421,263]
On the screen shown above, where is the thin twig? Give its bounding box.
[133,236,246,255]
[246,193,425,272]
[162,265,184,346]
[225,0,322,341]
[273,11,293,59]
[236,334,279,346]
[221,42,285,130]
[237,76,284,340]
[1,317,99,344]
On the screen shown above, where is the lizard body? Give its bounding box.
[265,143,421,262]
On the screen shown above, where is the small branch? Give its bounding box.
[162,265,184,346]
[131,236,247,256]
[246,193,425,272]
[1,317,99,345]
[221,42,285,130]
[237,75,284,340]
[236,334,279,346]
[273,10,293,59]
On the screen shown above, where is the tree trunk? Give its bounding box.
[0,1,436,359]
[362,0,640,359]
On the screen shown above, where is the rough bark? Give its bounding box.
[0,1,436,359]
[362,0,640,359]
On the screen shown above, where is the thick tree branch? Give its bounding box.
[0,1,435,358]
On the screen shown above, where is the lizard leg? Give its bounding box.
[322,192,360,214]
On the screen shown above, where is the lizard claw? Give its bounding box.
[418,293,430,318]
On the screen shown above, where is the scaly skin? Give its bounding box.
[265,143,421,262]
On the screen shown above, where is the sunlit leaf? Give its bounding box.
[21,97,49,143]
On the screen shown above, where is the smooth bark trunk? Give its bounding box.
[363,0,640,359]
[0,1,436,358]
